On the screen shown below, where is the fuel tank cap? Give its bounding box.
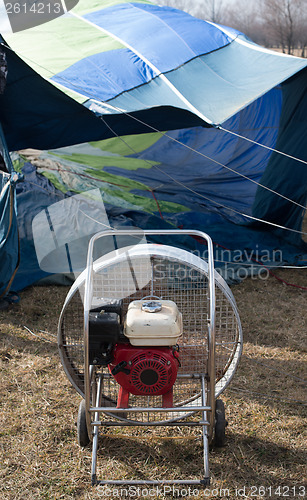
[141,301,162,313]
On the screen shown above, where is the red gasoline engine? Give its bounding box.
[88,298,183,409]
[109,344,180,408]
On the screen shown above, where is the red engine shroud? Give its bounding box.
[108,344,180,408]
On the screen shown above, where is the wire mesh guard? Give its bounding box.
[58,243,242,424]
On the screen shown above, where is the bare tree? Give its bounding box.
[291,0,307,56]
[154,0,306,56]
[261,0,305,54]
[220,0,271,46]
[296,19,307,57]
[223,1,260,35]
[194,0,225,23]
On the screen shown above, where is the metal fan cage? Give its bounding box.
[58,242,242,424]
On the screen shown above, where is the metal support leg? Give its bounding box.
[91,373,103,486]
[201,375,210,485]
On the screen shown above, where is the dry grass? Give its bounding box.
[0,268,306,499]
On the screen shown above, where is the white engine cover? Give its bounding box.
[124,300,182,346]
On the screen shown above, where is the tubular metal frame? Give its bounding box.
[83,229,216,486]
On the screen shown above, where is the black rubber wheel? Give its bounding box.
[77,399,90,447]
[214,399,227,447]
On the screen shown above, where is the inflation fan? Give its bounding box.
[58,229,242,486]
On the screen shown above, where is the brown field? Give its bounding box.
[0,263,306,499]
